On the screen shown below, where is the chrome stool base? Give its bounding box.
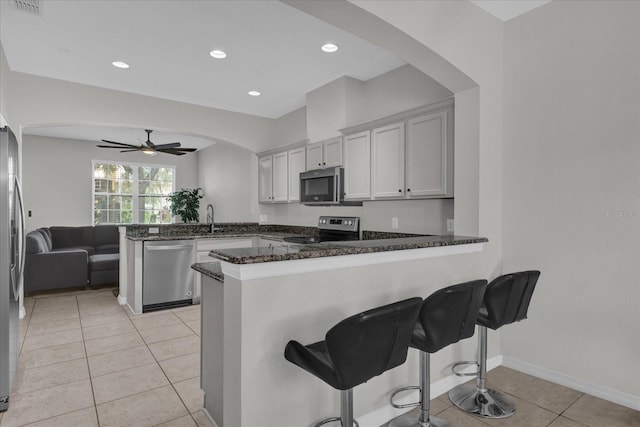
[448,382,515,419]
[314,416,359,427]
[388,411,450,427]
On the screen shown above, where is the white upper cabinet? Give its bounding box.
[272,151,288,202]
[406,110,450,197]
[339,99,454,201]
[259,146,307,204]
[258,155,273,203]
[306,137,343,170]
[372,122,405,199]
[323,137,343,168]
[287,147,306,202]
[343,131,371,200]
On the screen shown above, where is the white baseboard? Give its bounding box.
[356,355,503,427]
[502,356,640,411]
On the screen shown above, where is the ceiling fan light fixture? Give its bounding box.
[209,49,227,59]
[248,90,261,97]
[112,61,130,69]
[142,148,157,156]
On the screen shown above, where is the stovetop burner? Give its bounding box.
[283,216,360,244]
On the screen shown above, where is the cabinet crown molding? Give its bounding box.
[339,97,454,135]
[257,139,309,157]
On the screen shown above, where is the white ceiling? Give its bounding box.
[0,0,550,150]
[470,0,551,22]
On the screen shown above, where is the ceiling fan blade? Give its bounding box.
[158,149,187,156]
[120,149,141,153]
[100,139,139,148]
[97,145,135,149]
[154,142,181,150]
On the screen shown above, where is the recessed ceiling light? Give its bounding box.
[209,50,227,59]
[321,43,339,53]
[248,91,261,97]
[112,61,129,69]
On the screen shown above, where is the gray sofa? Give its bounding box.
[25,225,120,294]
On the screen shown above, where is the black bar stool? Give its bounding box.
[388,280,487,427]
[284,297,423,427]
[448,270,540,419]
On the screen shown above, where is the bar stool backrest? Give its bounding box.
[326,297,423,389]
[414,280,487,353]
[480,270,540,330]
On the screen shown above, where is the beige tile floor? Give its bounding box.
[0,286,214,427]
[1,286,639,427]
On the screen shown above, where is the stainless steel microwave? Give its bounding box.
[300,167,344,206]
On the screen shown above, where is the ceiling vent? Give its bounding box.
[14,0,41,16]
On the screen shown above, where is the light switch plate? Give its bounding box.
[259,214,268,223]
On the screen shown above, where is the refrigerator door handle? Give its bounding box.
[14,176,25,301]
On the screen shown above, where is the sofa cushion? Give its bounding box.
[89,254,119,272]
[95,244,119,254]
[50,226,95,249]
[36,228,52,251]
[25,232,47,254]
[94,225,119,247]
[54,246,95,256]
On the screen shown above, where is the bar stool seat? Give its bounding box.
[448,270,540,419]
[285,297,423,427]
[388,280,487,427]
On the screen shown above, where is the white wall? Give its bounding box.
[362,64,452,122]
[273,107,307,147]
[502,0,640,402]
[7,72,275,153]
[22,134,198,231]
[261,198,453,234]
[197,142,259,223]
[0,43,9,124]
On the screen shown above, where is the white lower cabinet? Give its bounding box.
[195,238,254,298]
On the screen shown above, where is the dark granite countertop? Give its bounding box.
[191,261,223,282]
[208,235,488,265]
[126,231,298,242]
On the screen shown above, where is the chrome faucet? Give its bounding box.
[206,204,214,232]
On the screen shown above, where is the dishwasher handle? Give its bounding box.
[145,244,194,251]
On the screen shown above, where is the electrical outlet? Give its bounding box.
[392,217,399,229]
[259,214,268,223]
[446,219,454,233]
[149,227,159,234]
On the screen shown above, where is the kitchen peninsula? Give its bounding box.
[193,231,487,427]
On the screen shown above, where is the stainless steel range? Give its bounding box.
[283,216,360,244]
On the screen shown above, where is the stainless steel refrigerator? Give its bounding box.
[0,125,24,412]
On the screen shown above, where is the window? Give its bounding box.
[93,161,175,225]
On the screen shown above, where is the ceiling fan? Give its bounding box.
[97,129,197,156]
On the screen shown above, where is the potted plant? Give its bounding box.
[167,188,204,223]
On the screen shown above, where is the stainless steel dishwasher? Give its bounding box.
[143,240,196,312]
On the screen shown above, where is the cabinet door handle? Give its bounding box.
[398,189,402,193]
[407,188,411,192]
[323,162,326,165]
[318,163,321,166]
